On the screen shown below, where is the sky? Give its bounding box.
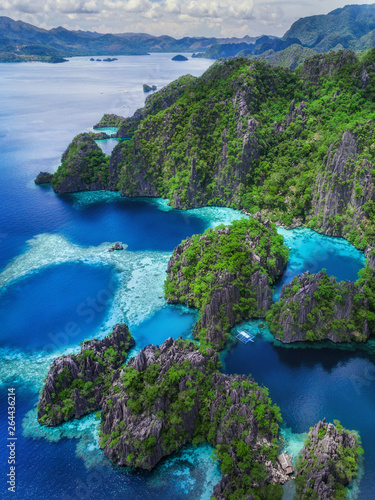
[1,0,375,38]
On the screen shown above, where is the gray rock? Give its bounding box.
[34,172,53,184]
[295,419,362,499]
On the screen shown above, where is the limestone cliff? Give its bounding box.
[99,337,219,469]
[295,419,363,499]
[51,133,110,193]
[37,324,134,426]
[309,127,375,245]
[165,216,288,348]
[267,271,370,343]
[99,337,288,497]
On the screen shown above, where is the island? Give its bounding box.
[143,84,157,92]
[295,419,363,499]
[171,54,188,61]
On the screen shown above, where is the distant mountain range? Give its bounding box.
[193,4,375,68]
[0,16,260,62]
[3,4,375,66]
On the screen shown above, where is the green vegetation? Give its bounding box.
[164,217,288,348]
[51,133,110,191]
[38,326,134,426]
[295,420,363,499]
[267,266,375,342]
[110,50,375,250]
[99,339,284,499]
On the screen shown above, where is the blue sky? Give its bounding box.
[1,0,375,37]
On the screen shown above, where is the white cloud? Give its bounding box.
[2,0,374,38]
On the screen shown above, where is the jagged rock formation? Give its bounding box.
[267,270,370,343]
[34,171,53,184]
[39,333,288,497]
[93,113,125,130]
[37,324,134,426]
[43,52,375,251]
[100,337,219,469]
[310,127,375,242]
[274,98,306,134]
[115,74,196,139]
[295,419,363,499]
[300,50,358,84]
[51,133,110,193]
[113,63,264,209]
[99,337,288,497]
[165,216,288,348]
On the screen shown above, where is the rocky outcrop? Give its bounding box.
[116,74,197,138]
[108,242,124,251]
[273,99,306,134]
[300,50,358,84]
[114,82,261,209]
[37,324,134,426]
[143,84,157,92]
[165,216,288,348]
[51,133,110,193]
[99,337,287,495]
[34,171,53,184]
[310,128,375,242]
[295,419,363,499]
[93,113,125,130]
[208,372,288,499]
[267,271,370,343]
[100,338,219,469]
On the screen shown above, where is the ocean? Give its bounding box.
[0,53,373,499]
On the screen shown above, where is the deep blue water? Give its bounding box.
[57,192,206,251]
[0,263,116,353]
[0,55,374,500]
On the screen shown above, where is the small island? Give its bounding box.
[295,419,363,499]
[143,84,157,92]
[171,54,188,61]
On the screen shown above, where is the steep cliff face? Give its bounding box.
[113,74,197,139]
[111,60,295,210]
[295,419,363,500]
[267,271,370,343]
[113,87,260,209]
[99,338,219,469]
[165,216,288,348]
[207,372,287,499]
[309,128,375,244]
[51,133,110,193]
[300,50,358,84]
[99,337,287,497]
[37,324,134,426]
[273,98,306,134]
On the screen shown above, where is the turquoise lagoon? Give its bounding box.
[0,55,374,500]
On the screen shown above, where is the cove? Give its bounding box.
[57,194,207,251]
[274,227,366,299]
[0,263,117,353]
[223,321,375,499]
[131,306,197,349]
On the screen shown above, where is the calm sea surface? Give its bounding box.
[0,54,373,500]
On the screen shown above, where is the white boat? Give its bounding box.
[236,329,255,344]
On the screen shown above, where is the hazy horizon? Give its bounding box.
[1,0,375,40]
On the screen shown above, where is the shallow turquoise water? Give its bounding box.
[274,227,366,299]
[0,55,373,500]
